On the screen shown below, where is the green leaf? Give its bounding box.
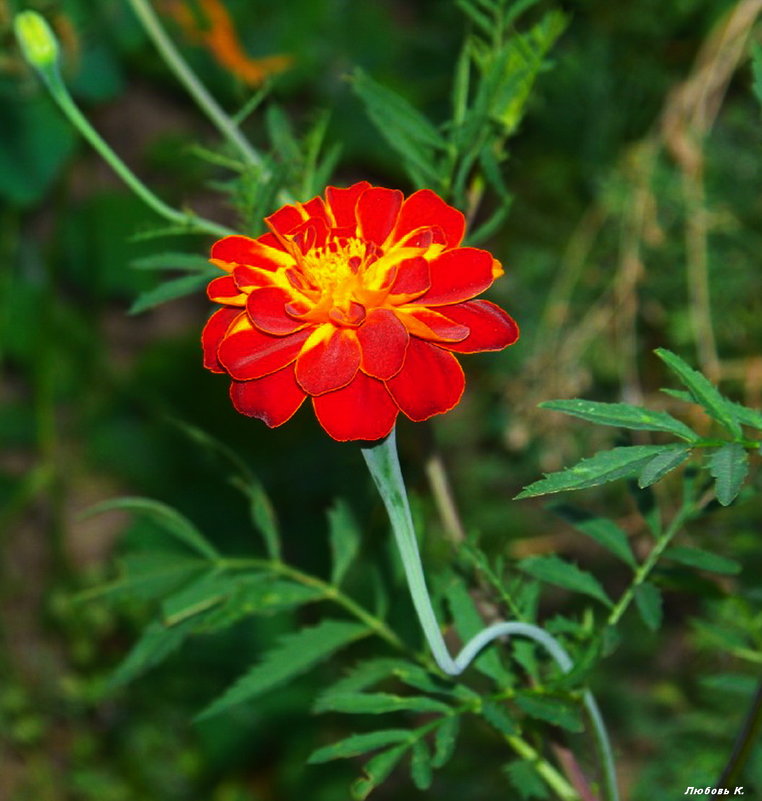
[709,443,749,506]
[352,744,409,801]
[655,349,743,437]
[432,716,460,768]
[550,504,636,567]
[230,477,281,560]
[308,730,411,764]
[130,253,214,271]
[161,572,230,626]
[83,497,218,559]
[410,739,433,790]
[328,499,361,586]
[129,272,216,314]
[518,555,612,607]
[318,658,411,700]
[633,582,663,631]
[504,759,551,800]
[197,620,370,720]
[351,68,446,185]
[516,446,667,499]
[314,692,451,716]
[665,546,741,576]
[540,399,698,442]
[78,552,207,603]
[638,445,693,488]
[195,577,323,631]
[108,618,195,690]
[515,693,583,732]
[481,698,519,736]
[445,580,512,684]
[720,397,762,432]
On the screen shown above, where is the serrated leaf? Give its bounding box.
[83,497,218,559]
[308,729,412,764]
[638,445,693,488]
[504,759,550,800]
[665,546,741,575]
[410,739,433,790]
[515,693,583,732]
[516,446,667,499]
[231,477,281,559]
[709,443,749,506]
[197,620,369,720]
[108,618,195,690]
[634,582,663,631]
[655,349,742,437]
[481,698,519,735]
[445,580,512,684]
[314,692,451,716]
[432,715,460,768]
[129,272,215,314]
[318,658,411,702]
[130,253,214,271]
[550,504,636,567]
[721,397,762,432]
[352,744,409,801]
[328,499,361,586]
[518,555,612,607]
[541,399,698,442]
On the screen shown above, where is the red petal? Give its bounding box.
[313,373,398,441]
[229,367,306,427]
[211,236,293,271]
[246,286,309,335]
[265,204,306,237]
[418,248,495,306]
[394,308,469,342]
[388,257,430,298]
[325,181,371,228]
[393,190,465,249]
[357,187,403,245]
[387,339,465,421]
[295,326,361,395]
[218,320,311,380]
[207,275,246,305]
[437,300,519,353]
[233,265,276,291]
[290,217,330,252]
[357,308,409,380]
[202,308,241,373]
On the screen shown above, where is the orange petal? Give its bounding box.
[218,319,311,380]
[207,275,246,305]
[393,307,469,342]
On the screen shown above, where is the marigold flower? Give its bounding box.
[202,182,519,441]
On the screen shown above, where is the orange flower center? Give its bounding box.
[290,235,391,327]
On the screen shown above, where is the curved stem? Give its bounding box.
[125,0,264,170]
[715,678,762,789]
[37,66,234,238]
[362,429,619,801]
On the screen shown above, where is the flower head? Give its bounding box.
[202,182,519,441]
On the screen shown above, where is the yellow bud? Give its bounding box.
[14,11,60,71]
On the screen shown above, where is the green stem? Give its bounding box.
[37,66,233,238]
[506,734,582,801]
[362,429,619,801]
[607,502,693,628]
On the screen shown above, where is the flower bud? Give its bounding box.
[14,11,60,72]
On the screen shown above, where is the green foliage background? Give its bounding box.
[1,0,762,799]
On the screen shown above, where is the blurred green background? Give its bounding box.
[2,0,762,798]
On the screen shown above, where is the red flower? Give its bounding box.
[202,182,519,441]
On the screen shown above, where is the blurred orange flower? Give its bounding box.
[163,0,291,85]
